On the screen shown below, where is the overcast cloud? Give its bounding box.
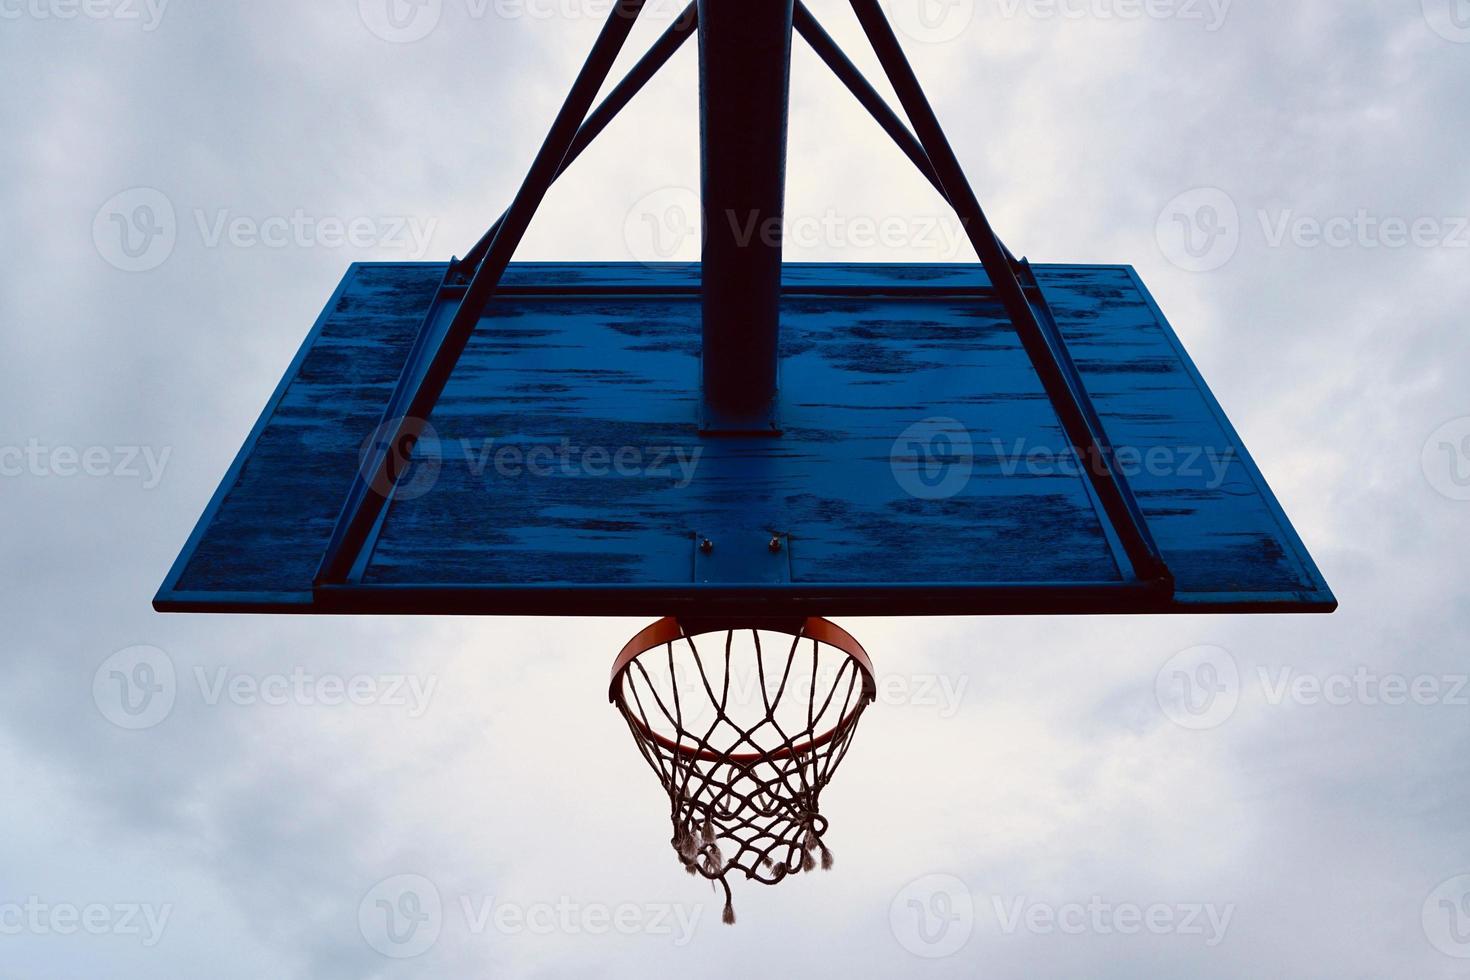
[2,1,1468,977]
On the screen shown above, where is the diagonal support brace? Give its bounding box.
[793,2,1018,266]
[847,0,1170,587]
[458,2,698,278]
[317,0,652,585]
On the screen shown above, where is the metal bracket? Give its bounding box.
[694,531,791,584]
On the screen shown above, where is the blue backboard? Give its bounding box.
[155,262,1334,617]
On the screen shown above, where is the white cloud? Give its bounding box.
[0,1,1466,976]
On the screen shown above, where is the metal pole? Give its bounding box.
[697,0,794,433]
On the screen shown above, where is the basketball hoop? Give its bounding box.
[610,617,878,924]
[154,0,1337,933]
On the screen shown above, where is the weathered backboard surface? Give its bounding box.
[155,262,1334,617]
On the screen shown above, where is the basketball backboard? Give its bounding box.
[154,260,1335,618]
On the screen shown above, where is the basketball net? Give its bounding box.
[610,618,877,923]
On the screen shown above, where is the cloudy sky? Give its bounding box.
[3,0,1469,976]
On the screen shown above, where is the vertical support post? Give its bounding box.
[697,0,794,433]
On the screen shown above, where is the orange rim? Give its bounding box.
[609,616,877,764]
